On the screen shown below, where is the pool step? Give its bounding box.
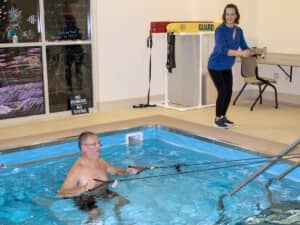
[126,132,143,145]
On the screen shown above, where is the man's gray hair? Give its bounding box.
[78,131,97,150]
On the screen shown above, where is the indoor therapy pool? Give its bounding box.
[0,126,299,225]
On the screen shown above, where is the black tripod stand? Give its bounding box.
[133,32,156,108]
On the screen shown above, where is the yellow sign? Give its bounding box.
[167,22,220,33]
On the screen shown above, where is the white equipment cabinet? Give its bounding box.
[158,32,216,111]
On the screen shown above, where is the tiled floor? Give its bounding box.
[1,100,300,160]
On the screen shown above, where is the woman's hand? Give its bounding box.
[255,47,267,55]
[249,47,267,56]
[242,49,251,57]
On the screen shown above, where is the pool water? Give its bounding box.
[0,127,299,225]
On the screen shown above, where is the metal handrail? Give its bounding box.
[277,160,300,180]
[227,138,300,197]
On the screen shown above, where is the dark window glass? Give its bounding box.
[0,47,45,119]
[47,44,93,112]
[0,0,41,43]
[44,0,91,41]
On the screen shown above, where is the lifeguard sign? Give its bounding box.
[166,22,220,33]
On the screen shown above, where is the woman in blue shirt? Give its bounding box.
[208,4,264,128]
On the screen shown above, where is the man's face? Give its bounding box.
[81,135,101,155]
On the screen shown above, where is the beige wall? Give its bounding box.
[217,0,300,53]
[95,0,215,101]
[95,0,218,103]
[234,0,300,96]
[256,0,300,54]
[93,0,300,106]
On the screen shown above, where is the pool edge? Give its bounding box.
[0,115,299,161]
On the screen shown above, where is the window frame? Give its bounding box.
[0,0,96,119]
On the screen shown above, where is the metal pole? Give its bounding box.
[227,138,300,196]
[277,161,300,180]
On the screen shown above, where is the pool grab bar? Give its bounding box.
[277,160,300,180]
[227,138,300,197]
[217,138,300,223]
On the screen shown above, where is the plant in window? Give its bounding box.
[6,7,22,42]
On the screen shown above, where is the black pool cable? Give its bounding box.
[127,153,300,174]
[1,152,299,170]
[92,159,270,189]
[92,154,300,188]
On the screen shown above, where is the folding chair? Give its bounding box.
[233,56,278,111]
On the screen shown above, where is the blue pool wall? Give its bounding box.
[1,126,299,182]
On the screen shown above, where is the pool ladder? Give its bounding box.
[218,138,300,204]
[226,138,300,197]
[215,138,300,224]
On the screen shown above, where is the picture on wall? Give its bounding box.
[0,47,45,119]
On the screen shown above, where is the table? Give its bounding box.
[256,53,300,82]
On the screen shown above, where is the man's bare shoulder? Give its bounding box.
[68,157,86,172]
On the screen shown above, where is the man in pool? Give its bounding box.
[57,131,139,222]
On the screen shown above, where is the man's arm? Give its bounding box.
[57,164,88,197]
[102,159,138,176]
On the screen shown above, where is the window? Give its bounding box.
[0,0,93,119]
[47,44,93,112]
